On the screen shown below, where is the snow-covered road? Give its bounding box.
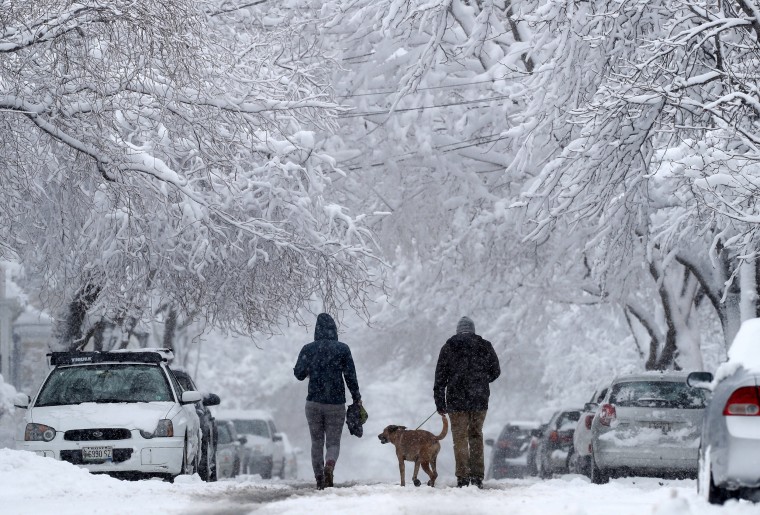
[1,449,758,515]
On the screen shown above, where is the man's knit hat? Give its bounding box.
[456,316,475,334]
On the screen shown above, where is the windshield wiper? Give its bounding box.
[95,398,138,404]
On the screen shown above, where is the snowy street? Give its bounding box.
[2,449,758,515]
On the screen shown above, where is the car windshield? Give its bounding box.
[610,380,708,409]
[232,419,270,437]
[217,424,233,444]
[35,364,173,407]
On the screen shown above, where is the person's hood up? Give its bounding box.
[314,313,338,341]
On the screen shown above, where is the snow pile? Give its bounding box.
[0,374,18,448]
[715,318,760,383]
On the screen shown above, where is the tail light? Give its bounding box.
[599,404,616,426]
[530,439,537,449]
[723,386,760,416]
[549,430,559,443]
[584,414,594,430]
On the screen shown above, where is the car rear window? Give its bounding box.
[232,419,270,437]
[609,380,708,409]
[217,424,233,444]
[36,364,173,406]
[557,411,580,430]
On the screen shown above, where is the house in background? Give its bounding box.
[1,268,53,393]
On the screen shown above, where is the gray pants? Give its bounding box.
[305,401,346,478]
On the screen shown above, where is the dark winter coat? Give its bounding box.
[294,313,361,405]
[434,333,501,413]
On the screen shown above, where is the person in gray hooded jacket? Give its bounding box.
[294,313,361,489]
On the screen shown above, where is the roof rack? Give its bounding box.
[48,349,174,366]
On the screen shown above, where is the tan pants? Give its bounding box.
[449,410,487,480]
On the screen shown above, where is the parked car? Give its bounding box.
[590,372,708,484]
[485,420,540,479]
[689,319,760,504]
[170,368,220,482]
[570,385,609,477]
[526,423,547,476]
[215,419,246,479]
[537,409,581,478]
[216,409,285,479]
[14,349,202,481]
[279,432,300,479]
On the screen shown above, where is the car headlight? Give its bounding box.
[253,444,263,453]
[140,419,174,439]
[25,423,56,442]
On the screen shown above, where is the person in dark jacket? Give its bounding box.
[434,316,500,488]
[294,313,361,489]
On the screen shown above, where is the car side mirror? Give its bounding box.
[485,438,494,447]
[687,371,714,390]
[273,433,283,442]
[181,391,202,404]
[13,393,30,409]
[202,393,221,407]
[239,436,248,445]
[584,402,599,412]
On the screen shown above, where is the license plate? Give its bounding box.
[82,446,113,461]
[644,422,672,432]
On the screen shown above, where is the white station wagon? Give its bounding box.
[15,349,202,480]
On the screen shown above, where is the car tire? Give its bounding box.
[590,455,609,485]
[700,456,728,505]
[261,461,273,480]
[278,459,286,479]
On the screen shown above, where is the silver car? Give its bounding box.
[590,372,708,484]
[570,385,609,477]
[689,368,760,504]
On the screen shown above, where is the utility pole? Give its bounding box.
[0,265,12,382]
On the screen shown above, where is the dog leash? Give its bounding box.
[414,410,440,430]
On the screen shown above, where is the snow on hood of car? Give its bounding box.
[715,317,760,384]
[29,402,176,432]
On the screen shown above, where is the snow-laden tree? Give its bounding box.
[505,0,760,351]
[0,0,381,347]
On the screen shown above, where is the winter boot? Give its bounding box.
[324,460,335,488]
[470,477,483,489]
[456,476,470,488]
[315,475,325,490]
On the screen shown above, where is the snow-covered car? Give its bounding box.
[14,350,203,480]
[170,368,220,482]
[691,318,760,504]
[590,372,708,484]
[537,409,581,478]
[279,431,300,479]
[569,385,609,477]
[485,420,540,479]
[526,423,546,476]
[215,419,245,479]
[216,409,285,479]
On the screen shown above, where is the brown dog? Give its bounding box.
[378,415,448,487]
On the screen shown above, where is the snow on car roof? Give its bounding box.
[214,408,274,421]
[610,371,690,383]
[715,318,760,383]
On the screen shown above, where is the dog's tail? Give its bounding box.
[435,414,449,440]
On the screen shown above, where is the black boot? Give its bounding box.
[470,477,483,489]
[324,460,335,488]
[456,476,470,488]
[315,475,325,490]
